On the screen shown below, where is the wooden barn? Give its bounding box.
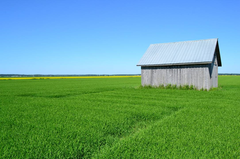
[137,38,222,90]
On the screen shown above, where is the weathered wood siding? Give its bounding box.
[212,54,218,87]
[141,56,218,90]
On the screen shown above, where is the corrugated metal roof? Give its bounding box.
[137,38,222,66]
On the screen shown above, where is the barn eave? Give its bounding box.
[136,61,212,67]
[215,40,222,67]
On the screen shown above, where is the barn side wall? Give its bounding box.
[208,53,218,88]
[212,54,218,87]
[141,64,213,90]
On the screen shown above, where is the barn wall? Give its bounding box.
[141,64,213,90]
[212,54,218,87]
[208,53,218,88]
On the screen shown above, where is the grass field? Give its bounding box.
[1,76,240,158]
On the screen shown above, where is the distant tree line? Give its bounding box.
[1,74,239,77]
[218,73,240,75]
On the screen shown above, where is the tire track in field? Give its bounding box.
[92,106,186,158]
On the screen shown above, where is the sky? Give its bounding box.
[0,0,239,74]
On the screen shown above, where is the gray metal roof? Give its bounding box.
[137,38,222,67]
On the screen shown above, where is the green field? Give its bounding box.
[1,76,240,158]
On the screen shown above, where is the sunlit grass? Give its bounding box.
[0,76,240,158]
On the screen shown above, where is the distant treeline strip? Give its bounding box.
[218,73,240,75]
[0,74,239,78]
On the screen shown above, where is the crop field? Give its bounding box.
[1,76,240,158]
[0,75,140,80]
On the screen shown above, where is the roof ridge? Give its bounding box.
[151,38,218,45]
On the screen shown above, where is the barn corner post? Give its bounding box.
[137,38,222,90]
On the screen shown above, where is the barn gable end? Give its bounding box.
[137,39,222,90]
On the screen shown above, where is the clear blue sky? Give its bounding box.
[1,0,239,74]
